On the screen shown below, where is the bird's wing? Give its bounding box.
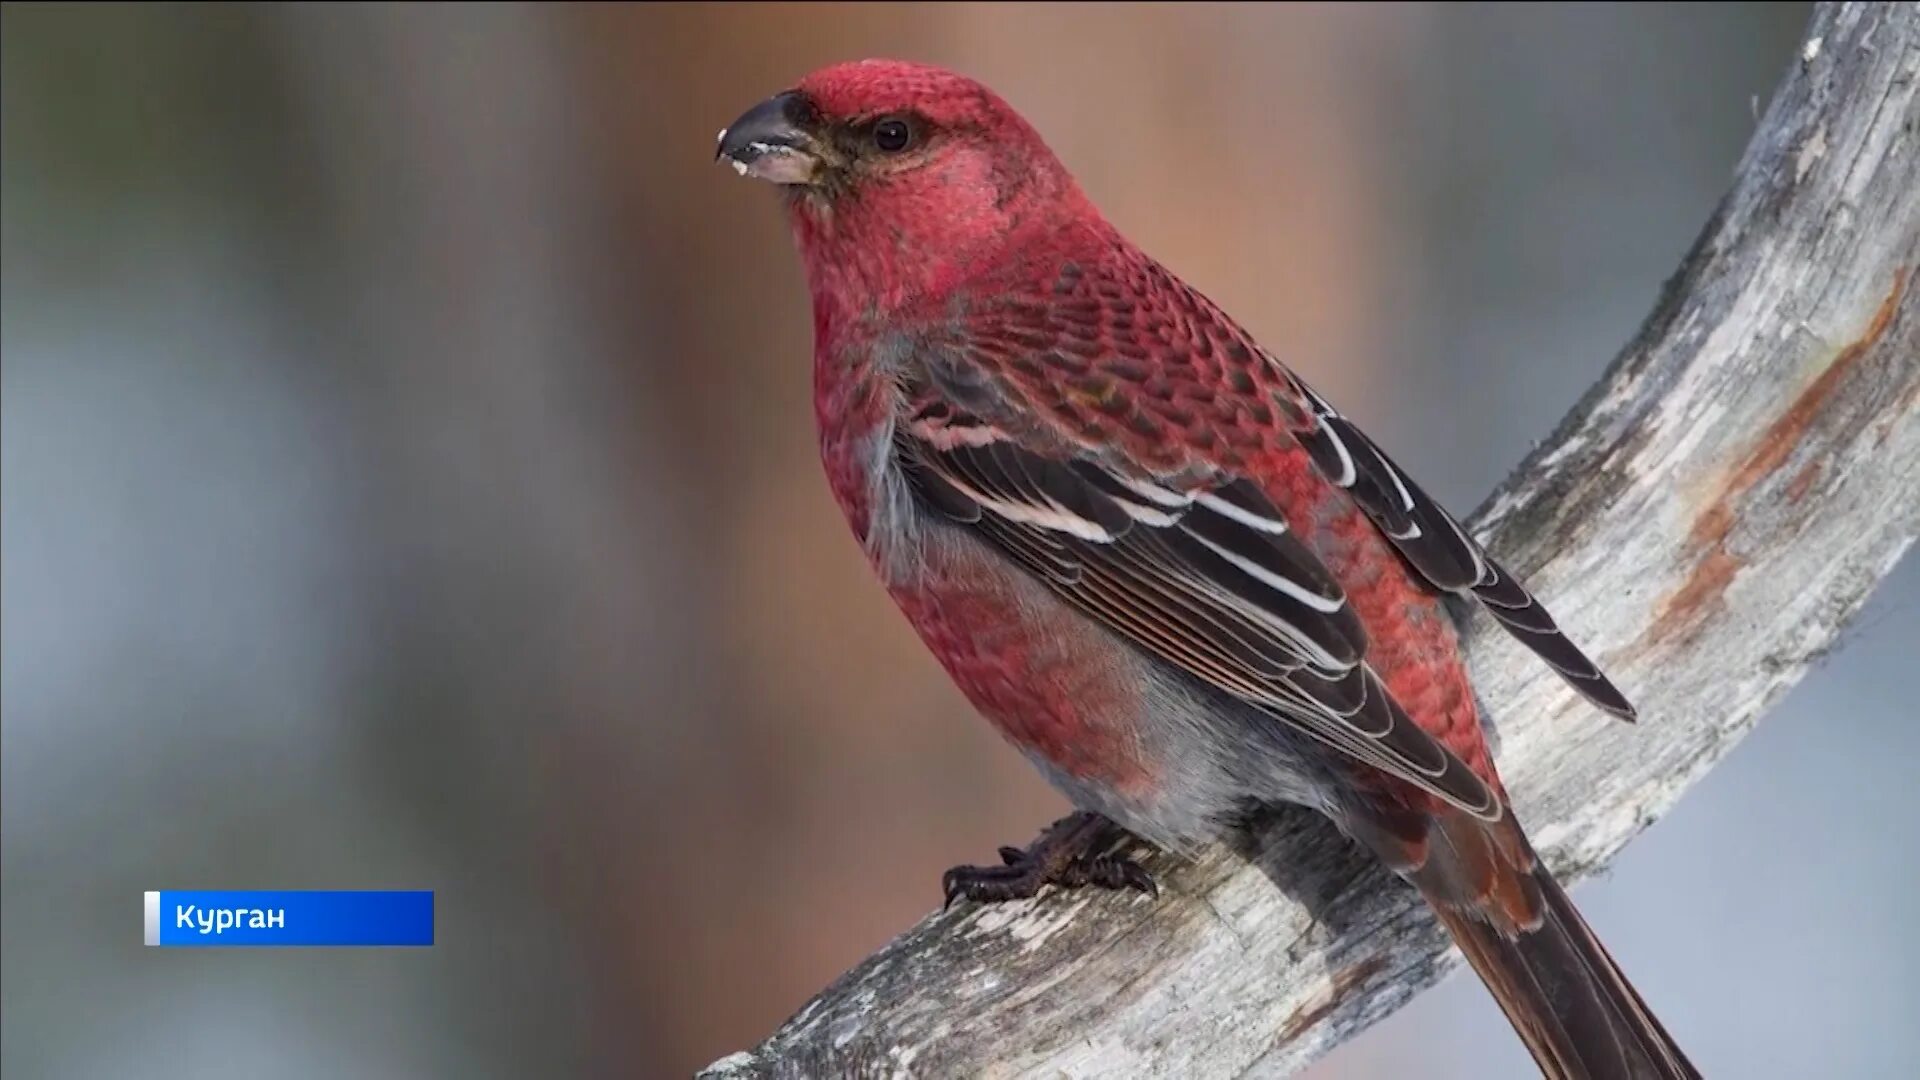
[896,371,1503,820]
[1282,375,1635,719]
[916,252,1635,722]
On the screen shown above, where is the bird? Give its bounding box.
[715,58,1698,1079]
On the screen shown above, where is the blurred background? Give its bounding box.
[4,3,1913,1078]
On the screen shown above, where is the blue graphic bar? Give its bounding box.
[144,891,434,947]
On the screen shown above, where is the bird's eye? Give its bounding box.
[872,117,914,154]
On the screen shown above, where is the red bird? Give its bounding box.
[718,60,1697,1079]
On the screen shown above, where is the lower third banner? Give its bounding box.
[145,890,434,947]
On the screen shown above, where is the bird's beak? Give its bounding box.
[715,91,821,185]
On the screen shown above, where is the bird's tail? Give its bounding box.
[1361,807,1699,1079]
[1427,868,1699,1080]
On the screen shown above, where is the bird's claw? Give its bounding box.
[942,814,1158,910]
[1092,856,1159,898]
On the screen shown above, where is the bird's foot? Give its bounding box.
[942,812,1157,909]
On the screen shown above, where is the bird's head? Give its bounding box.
[716,60,1096,323]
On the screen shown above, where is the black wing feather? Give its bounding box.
[1290,378,1637,720]
[897,423,1501,820]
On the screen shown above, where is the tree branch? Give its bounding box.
[702,5,1919,1077]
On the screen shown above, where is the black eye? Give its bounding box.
[872,117,914,154]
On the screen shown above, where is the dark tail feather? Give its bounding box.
[1425,853,1700,1080]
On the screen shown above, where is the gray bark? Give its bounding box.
[702,4,1920,1077]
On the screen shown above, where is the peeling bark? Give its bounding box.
[702,4,1920,1077]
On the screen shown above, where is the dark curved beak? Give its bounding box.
[715,91,821,185]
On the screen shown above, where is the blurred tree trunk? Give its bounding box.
[269,5,700,1074]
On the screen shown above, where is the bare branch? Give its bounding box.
[702,5,1919,1077]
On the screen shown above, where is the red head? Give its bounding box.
[717,60,1099,337]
